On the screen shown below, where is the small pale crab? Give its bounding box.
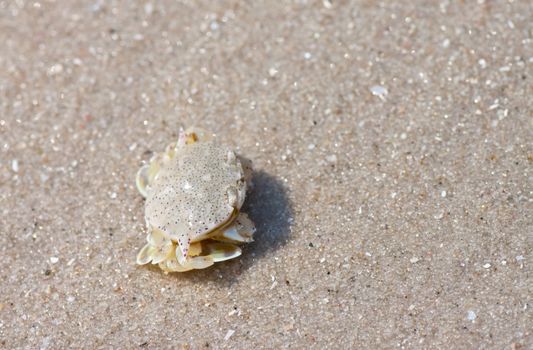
[135,127,255,272]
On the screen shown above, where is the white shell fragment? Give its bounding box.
[135,127,256,272]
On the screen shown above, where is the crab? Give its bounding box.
[135,127,255,272]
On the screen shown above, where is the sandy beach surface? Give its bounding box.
[0,1,531,349]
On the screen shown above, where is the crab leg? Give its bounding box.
[135,152,166,197]
[237,155,253,185]
[159,249,205,272]
[210,213,255,243]
[136,242,174,265]
[136,228,174,265]
[201,242,242,262]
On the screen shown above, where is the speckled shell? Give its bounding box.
[145,141,245,257]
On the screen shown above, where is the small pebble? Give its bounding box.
[48,64,63,75]
[11,159,19,172]
[326,154,337,163]
[370,85,388,100]
[467,310,477,321]
[210,21,219,31]
[144,3,153,15]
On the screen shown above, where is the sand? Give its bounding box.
[0,1,531,349]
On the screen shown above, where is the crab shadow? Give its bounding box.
[173,170,293,286]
